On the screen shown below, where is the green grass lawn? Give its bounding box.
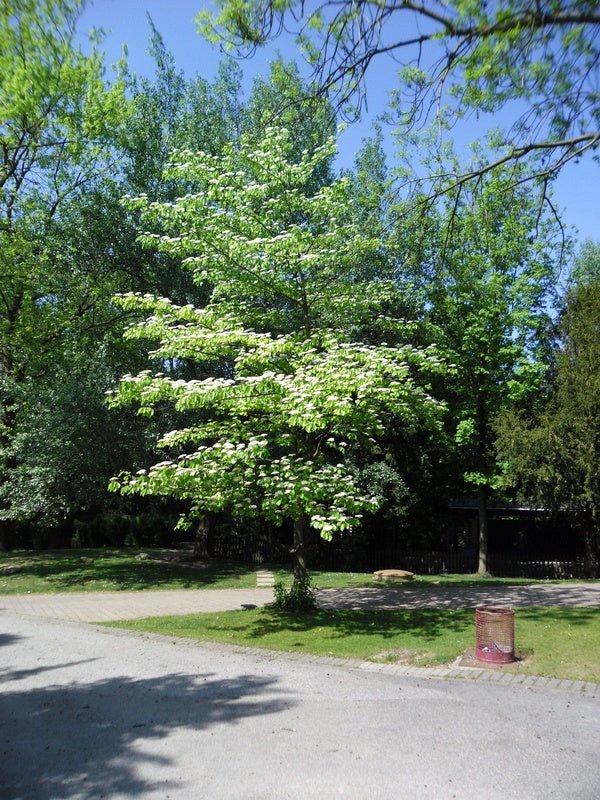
[0,549,258,593]
[1,547,591,595]
[108,605,600,683]
[3,548,598,682]
[1,548,597,594]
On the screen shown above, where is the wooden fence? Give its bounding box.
[378,552,587,579]
[486,555,587,580]
[207,532,588,579]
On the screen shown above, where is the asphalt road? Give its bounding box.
[1,613,599,800]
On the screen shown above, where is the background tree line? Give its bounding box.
[1,0,598,579]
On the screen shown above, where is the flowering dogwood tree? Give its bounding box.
[109,128,444,581]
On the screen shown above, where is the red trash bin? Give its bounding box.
[475,606,515,664]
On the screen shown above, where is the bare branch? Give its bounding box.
[206,1,600,192]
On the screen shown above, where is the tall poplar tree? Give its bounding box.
[426,170,562,572]
[497,245,600,577]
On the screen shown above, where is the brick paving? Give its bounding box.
[0,588,274,622]
[0,582,600,622]
[1,581,598,622]
[317,582,600,610]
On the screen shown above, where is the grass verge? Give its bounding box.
[1,549,597,594]
[107,605,600,684]
[0,549,257,593]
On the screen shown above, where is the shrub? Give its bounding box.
[273,575,317,611]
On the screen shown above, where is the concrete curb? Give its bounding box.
[95,622,600,698]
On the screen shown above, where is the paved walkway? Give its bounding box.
[0,588,274,622]
[0,582,598,622]
[317,582,600,610]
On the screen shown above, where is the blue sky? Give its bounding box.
[79,0,598,249]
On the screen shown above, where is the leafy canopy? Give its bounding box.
[423,165,562,495]
[498,248,600,522]
[109,127,446,538]
[0,0,130,379]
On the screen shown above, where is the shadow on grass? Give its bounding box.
[516,606,600,626]
[210,607,474,644]
[1,670,293,799]
[0,551,253,591]
[180,605,600,654]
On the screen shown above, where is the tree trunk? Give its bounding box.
[0,387,17,541]
[0,519,12,551]
[583,526,599,579]
[193,514,211,560]
[477,485,489,575]
[291,515,312,583]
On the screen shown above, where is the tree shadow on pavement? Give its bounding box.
[0,633,23,648]
[0,670,295,799]
[316,583,600,611]
[0,658,99,684]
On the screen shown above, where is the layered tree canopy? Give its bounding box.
[1,0,597,578]
[109,128,446,576]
